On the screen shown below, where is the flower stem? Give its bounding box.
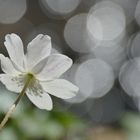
[0,74,34,131]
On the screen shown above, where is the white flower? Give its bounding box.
[0,33,79,110]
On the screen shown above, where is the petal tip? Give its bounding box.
[5,33,21,42]
[75,86,79,93]
[44,35,51,40]
[5,34,10,40]
[46,105,53,111]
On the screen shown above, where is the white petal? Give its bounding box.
[26,90,53,110]
[31,57,47,74]
[0,74,23,93]
[0,54,20,75]
[4,33,25,69]
[36,54,72,81]
[40,79,79,99]
[26,34,52,70]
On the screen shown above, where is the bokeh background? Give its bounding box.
[1,0,140,139]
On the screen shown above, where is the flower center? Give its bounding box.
[26,73,34,79]
[26,73,43,96]
[12,73,43,96]
[25,73,35,87]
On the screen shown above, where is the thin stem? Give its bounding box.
[0,74,34,131]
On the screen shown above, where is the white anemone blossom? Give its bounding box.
[0,33,79,110]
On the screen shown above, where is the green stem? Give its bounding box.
[0,74,33,131]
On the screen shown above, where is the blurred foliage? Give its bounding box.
[1,86,140,140]
[87,126,125,140]
[121,112,140,140]
[0,97,86,140]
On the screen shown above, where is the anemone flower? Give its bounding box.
[0,33,79,111]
